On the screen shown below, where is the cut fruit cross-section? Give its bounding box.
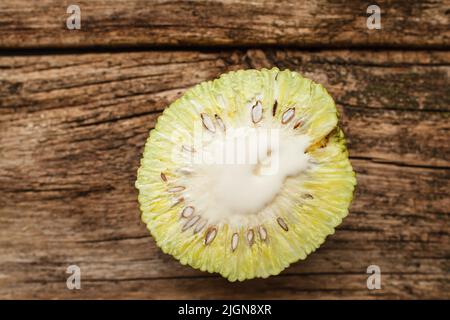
[136,68,356,281]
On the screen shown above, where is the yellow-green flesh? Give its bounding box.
[136,68,356,281]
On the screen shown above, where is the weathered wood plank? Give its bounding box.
[2,274,448,299]
[0,49,449,299]
[0,0,449,49]
[1,50,449,166]
[1,159,448,286]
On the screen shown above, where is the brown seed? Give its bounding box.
[194,219,207,234]
[258,225,268,241]
[201,113,216,133]
[178,167,193,175]
[281,108,295,124]
[182,215,200,231]
[181,206,194,218]
[205,227,218,245]
[168,186,185,193]
[231,233,239,251]
[160,172,168,182]
[182,145,196,153]
[302,193,314,200]
[277,217,289,231]
[272,100,278,116]
[251,101,263,123]
[171,197,184,207]
[215,114,226,132]
[293,120,302,129]
[246,229,255,246]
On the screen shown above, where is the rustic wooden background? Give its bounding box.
[0,0,449,299]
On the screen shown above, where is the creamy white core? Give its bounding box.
[183,126,311,224]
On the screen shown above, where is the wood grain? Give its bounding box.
[0,49,449,299]
[0,0,449,49]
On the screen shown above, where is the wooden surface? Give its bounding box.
[0,1,449,300]
[0,0,449,49]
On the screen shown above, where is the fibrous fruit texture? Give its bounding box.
[136,68,356,281]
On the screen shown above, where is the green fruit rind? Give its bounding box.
[136,68,356,281]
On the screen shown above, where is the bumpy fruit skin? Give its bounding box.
[136,68,356,282]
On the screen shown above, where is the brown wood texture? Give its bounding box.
[1,49,449,299]
[0,0,449,49]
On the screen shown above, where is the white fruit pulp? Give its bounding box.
[181,125,312,225]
